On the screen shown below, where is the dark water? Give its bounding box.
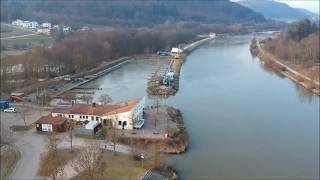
[80,35,319,179]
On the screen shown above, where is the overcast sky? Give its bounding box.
[275,0,319,14]
[231,0,319,14]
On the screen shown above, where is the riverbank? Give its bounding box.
[250,38,320,95]
[147,36,214,96]
[119,106,188,154]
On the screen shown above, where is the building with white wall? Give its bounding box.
[51,97,145,130]
[41,22,52,28]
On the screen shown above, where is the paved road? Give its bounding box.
[10,130,47,180]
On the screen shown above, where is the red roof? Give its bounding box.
[51,98,142,116]
[36,115,66,125]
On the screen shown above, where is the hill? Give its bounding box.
[237,0,317,21]
[1,0,266,28]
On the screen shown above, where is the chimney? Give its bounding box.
[92,102,96,107]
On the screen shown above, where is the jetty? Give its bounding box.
[147,35,215,96]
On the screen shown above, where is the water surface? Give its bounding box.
[80,34,319,179]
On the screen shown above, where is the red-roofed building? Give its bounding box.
[36,115,66,132]
[49,97,145,130]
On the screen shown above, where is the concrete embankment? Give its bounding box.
[54,57,133,97]
[147,36,214,96]
[251,39,320,95]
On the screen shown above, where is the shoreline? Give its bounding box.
[250,38,320,96]
[119,106,188,155]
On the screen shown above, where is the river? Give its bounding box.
[79,34,319,179]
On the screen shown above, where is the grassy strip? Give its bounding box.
[0,145,21,178]
[10,123,35,131]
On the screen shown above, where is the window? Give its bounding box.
[72,115,74,118]
[80,116,82,119]
[68,115,71,118]
[91,116,94,120]
[96,117,99,121]
[118,121,122,126]
[123,121,127,126]
[86,116,88,119]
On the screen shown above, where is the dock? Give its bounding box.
[54,57,133,97]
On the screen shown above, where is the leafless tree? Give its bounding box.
[71,142,102,179]
[81,95,93,104]
[99,94,111,104]
[38,133,64,180]
[107,115,121,156]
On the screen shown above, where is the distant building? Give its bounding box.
[209,32,216,38]
[41,22,52,28]
[37,27,51,35]
[171,48,183,55]
[63,26,72,33]
[50,97,145,130]
[11,19,23,26]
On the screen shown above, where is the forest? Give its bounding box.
[1,0,266,28]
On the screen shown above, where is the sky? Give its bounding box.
[231,0,319,14]
[275,0,319,14]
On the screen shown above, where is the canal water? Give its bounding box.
[80,34,319,179]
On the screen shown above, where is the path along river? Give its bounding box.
[78,34,319,179]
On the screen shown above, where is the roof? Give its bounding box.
[85,121,100,129]
[51,97,142,116]
[102,98,142,116]
[36,115,66,125]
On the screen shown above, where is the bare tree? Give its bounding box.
[20,101,27,127]
[66,120,74,152]
[71,142,102,179]
[63,92,76,103]
[99,94,111,104]
[38,133,64,180]
[107,115,120,156]
[81,95,93,104]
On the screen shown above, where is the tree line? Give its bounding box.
[264,19,319,66]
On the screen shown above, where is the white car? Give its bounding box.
[4,107,16,113]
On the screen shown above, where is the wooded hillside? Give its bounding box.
[1,0,266,27]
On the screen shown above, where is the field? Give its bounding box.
[0,23,54,55]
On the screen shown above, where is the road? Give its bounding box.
[10,130,47,180]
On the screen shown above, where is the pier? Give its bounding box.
[147,35,214,96]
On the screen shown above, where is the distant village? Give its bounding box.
[11,19,72,35]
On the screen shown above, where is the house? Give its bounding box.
[41,22,52,28]
[63,26,72,33]
[209,32,216,38]
[171,48,183,56]
[37,27,51,35]
[36,115,66,132]
[50,97,146,130]
[12,19,23,26]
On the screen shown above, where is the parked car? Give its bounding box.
[4,107,16,113]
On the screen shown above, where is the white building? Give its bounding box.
[12,19,23,26]
[171,48,183,55]
[41,22,52,28]
[51,97,145,130]
[37,27,51,35]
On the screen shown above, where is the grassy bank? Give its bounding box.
[250,38,320,95]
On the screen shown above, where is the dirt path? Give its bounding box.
[257,41,320,86]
